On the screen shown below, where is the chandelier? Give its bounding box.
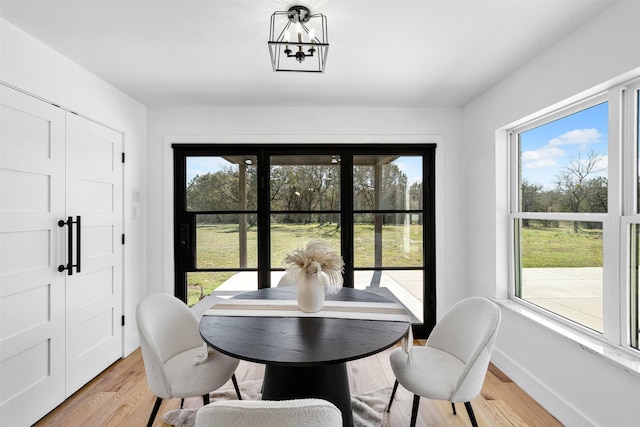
[268,5,329,73]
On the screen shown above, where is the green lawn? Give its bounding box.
[187,222,423,305]
[520,224,602,268]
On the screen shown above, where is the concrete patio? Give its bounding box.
[521,267,603,332]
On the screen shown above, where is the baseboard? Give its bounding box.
[491,347,596,427]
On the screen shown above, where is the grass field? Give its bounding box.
[187,222,423,305]
[520,223,602,268]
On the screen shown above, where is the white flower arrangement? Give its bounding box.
[282,239,345,295]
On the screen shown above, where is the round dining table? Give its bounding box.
[199,286,410,427]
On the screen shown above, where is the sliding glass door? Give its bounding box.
[173,144,436,336]
[351,155,427,323]
[269,154,342,277]
[174,154,259,301]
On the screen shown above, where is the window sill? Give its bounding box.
[493,298,640,378]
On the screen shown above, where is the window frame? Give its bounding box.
[622,79,640,350]
[507,86,638,349]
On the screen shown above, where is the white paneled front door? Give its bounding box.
[0,85,124,426]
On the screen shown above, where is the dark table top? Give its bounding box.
[199,287,410,367]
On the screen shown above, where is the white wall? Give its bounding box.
[0,19,148,355]
[146,106,464,316]
[462,2,640,426]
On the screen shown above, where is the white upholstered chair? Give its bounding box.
[276,271,296,287]
[387,297,501,427]
[136,293,242,427]
[194,399,342,427]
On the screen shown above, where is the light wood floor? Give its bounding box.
[34,341,562,427]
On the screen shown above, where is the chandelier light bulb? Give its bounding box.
[283,30,291,42]
[308,28,316,42]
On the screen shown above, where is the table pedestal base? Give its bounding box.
[262,363,353,427]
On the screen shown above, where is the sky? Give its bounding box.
[519,102,608,190]
[395,157,423,185]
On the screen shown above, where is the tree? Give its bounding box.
[409,181,423,210]
[353,165,376,210]
[186,165,257,221]
[555,150,605,232]
[353,162,410,224]
[270,165,341,225]
[585,176,607,214]
[381,163,408,214]
[520,179,543,226]
[188,160,420,228]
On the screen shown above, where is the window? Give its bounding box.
[173,145,436,337]
[633,85,640,350]
[513,101,608,333]
[511,78,640,352]
[632,224,639,349]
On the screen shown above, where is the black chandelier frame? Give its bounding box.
[268,5,329,73]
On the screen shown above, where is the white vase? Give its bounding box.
[296,273,325,313]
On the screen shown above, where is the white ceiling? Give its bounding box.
[0,0,617,108]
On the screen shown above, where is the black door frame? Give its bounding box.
[173,143,436,337]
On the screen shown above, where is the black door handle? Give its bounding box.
[58,216,81,275]
[180,222,190,249]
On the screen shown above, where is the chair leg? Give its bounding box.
[464,401,478,427]
[180,398,185,409]
[203,393,210,405]
[410,394,420,427]
[387,379,399,412]
[451,401,457,415]
[231,373,242,400]
[147,397,162,427]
